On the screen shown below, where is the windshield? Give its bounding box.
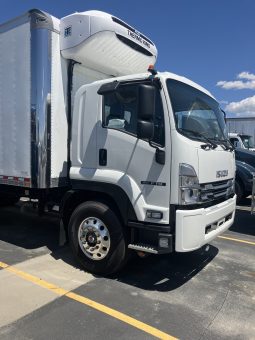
[167,79,227,142]
[240,135,254,149]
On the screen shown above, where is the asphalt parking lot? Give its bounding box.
[0,200,254,340]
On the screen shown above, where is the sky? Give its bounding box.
[1,0,255,117]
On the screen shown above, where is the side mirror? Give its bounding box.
[138,84,155,121]
[137,84,155,140]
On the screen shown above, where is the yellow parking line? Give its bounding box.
[0,261,176,340]
[218,235,255,246]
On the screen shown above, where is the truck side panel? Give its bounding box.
[0,22,31,181]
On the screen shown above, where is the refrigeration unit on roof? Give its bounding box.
[60,10,158,76]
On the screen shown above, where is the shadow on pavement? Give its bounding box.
[112,244,218,292]
[0,204,60,252]
[230,202,255,237]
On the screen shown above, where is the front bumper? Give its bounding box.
[175,195,236,252]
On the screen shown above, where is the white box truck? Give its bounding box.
[0,9,236,275]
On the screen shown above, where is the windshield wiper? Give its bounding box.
[213,138,235,151]
[178,128,218,149]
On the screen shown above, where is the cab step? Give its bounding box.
[128,243,171,254]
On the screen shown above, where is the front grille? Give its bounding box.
[200,179,234,202]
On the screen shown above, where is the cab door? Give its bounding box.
[96,80,171,223]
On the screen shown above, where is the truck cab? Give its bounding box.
[70,70,236,263]
[229,133,255,151]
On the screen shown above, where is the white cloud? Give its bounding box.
[237,72,255,80]
[217,71,255,117]
[217,71,255,90]
[225,95,255,116]
[217,79,255,90]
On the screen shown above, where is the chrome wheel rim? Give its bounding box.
[78,217,111,261]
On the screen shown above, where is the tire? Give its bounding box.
[68,201,128,276]
[0,194,19,207]
[235,180,244,204]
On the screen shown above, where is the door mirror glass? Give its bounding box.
[138,84,155,121]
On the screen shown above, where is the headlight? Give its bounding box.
[179,163,200,205]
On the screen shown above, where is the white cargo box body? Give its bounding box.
[60,11,157,76]
[0,10,68,188]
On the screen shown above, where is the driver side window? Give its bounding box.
[102,83,165,146]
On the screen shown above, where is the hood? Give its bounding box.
[198,148,235,183]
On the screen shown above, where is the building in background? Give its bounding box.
[226,117,255,142]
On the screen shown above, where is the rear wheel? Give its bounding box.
[68,201,128,275]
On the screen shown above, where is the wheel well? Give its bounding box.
[235,175,244,190]
[60,189,136,233]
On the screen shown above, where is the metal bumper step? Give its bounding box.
[128,243,171,254]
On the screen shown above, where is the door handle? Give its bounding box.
[99,149,107,166]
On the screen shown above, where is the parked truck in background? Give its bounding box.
[229,132,255,151]
[0,9,236,275]
[227,116,255,151]
[235,160,255,203]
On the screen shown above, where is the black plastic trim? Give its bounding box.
[66,60,78,181]
[174,193,235,210]
[128,221,171,233]
[69,180,137,224]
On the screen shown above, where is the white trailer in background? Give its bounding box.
[0,9,236,275]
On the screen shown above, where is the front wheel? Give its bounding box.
[0,193,19,207]
[68,201,129,275]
